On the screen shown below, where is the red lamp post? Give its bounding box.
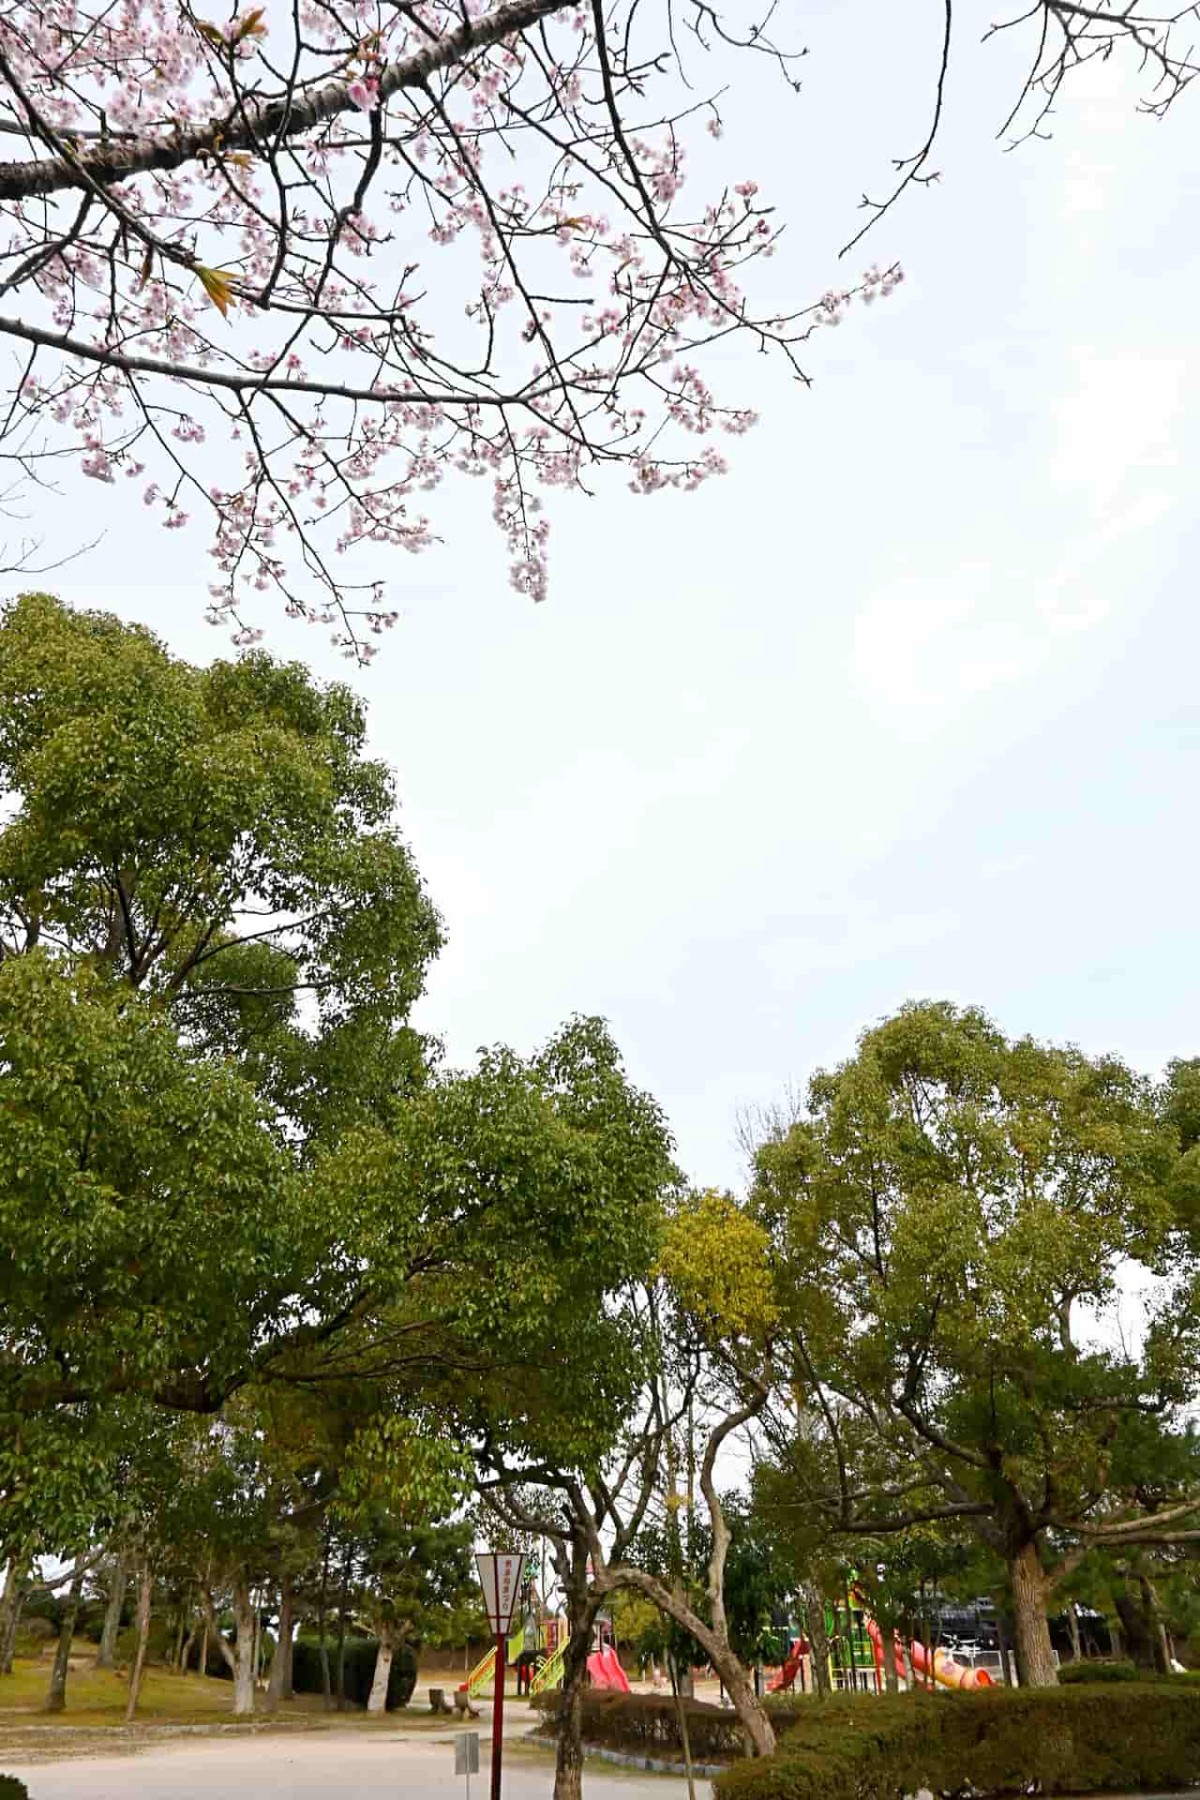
[474,1551,524,1800]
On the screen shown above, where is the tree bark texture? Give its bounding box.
[231,1576,257,1715]
[264,1576,294,1711]
[881,1624,899,1693]
[366,1618,395,1715]
[1009,1540,1058,1687]
[802,1589,831,1697]
[96,1552,128,1670]
[205,1575,257,1715]
[0,1555,29,1676]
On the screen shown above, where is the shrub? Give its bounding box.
[12,1617,53,1653]
[714,1686,1200,1800]
[1058,1660,1142,1684]
[533,1689,747,1762]
[1058,1661,1200,1686]
[290,1636,417,1709]
[0,1778,29,1800]
[113,1619,174,1667]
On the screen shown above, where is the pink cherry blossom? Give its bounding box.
[0,0,903,660]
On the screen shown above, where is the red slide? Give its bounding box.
[587,1646,631,1691]
[767,1638,809,1692]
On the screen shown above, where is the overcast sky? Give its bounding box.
[35,0,1200,1190]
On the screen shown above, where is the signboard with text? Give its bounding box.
[475,1551,524,1637]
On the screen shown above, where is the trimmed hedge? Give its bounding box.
[533,1690,747,1762]
[0,1779,29,1800]
[1058,1659,1143,1684]
[290,1637,417,1710]
[1058,1661,1200,1686]
[716,1685,1200,1800]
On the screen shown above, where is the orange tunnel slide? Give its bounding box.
[864,1616,994,1691]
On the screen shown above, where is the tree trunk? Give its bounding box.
[1114,1586,1156,1670]
[45,1561,85,1712]
[599,1566,775,1756]
[802,1589,831,1698]
[1139,1575,1172,1676]
[202,1577,256,1714]
[0,1554,29,1676]
[552,1537,600,1800]
[179,1624,197,1674]
[1009,1540,1057,1687]
[335,1555,349,1711]
[125,1564,154,1721]
[367,1618,395,1715]
[1065,1604,1082,1664]
[668,1654,697,1800]
[994,1607,1014,1687]
[881,1624,899,1693]
[264,1577,294,1712]
[317,1542,332,1707]
[231,1576,257,1715]
[96,1553,128,1670]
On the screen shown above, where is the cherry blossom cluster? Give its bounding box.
[0,0,902,657]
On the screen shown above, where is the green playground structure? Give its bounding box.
[767,1599,884,1694]
[463,1625,528,1698]
[528,1635,570,1696]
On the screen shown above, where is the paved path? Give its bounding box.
[1,1730,697,1800]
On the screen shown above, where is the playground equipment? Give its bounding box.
[529,1637,569,1697]
[460,1572,630,1702]
[587,1645,631,1691]
[767,1636,810,1693]
[767,1594,997,1695]
[863,1615,994,1692]
[462,1625,527,1699]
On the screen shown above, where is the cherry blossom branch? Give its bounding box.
[0,0,577,202]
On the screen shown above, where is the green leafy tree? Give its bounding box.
[751,1002,1200,1688]
[350,1516,476,1712]
[0,595,677,1438]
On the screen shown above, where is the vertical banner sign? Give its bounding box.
[475,1553,525,1800]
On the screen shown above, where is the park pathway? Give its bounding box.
[2,1728,695,1800]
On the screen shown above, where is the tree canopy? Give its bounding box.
[750,1002,1200,1686]
[0,594,676,1569]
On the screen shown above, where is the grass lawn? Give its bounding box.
[0,1651,332,1727]
[0,1650,498,1732]
[0,1649,550,1771]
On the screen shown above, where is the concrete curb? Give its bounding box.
[526,1730,724,1779]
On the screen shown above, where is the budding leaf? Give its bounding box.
[236,8,268,40]
[196,265,236,318]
